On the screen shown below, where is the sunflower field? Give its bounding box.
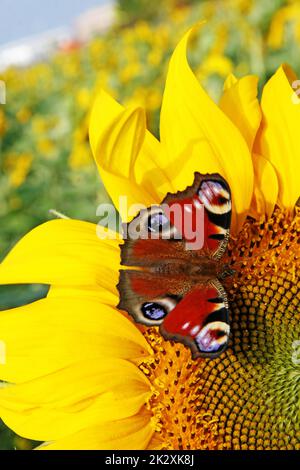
[0,0,300,450]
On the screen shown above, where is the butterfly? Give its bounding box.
[117,172,232,359]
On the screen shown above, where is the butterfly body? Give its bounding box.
[118,173,232,359]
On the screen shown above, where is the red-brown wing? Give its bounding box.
[118,269,191,326]
[164,173,232,259]
[160,280,230,358]
[118,173,232,358]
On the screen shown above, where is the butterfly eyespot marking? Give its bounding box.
[195,321,230,354]
[145,207,179,239]
[138,296,178,326]
[141,302,167,320]
[147,212,169,233]
[198,180,231,215]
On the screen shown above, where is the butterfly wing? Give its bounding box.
[118,267,191,326]
[198,175,231,260]
[118,173,232,358]
[160,280,230,358]
[163,172,231,260]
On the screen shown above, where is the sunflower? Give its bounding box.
[0,25,299,450]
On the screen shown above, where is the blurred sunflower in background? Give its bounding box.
[0,23,299,450]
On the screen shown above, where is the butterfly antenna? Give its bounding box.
[49,209,71,220]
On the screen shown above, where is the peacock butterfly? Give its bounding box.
[117,172,232,359]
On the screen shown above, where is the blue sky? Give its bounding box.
[0,0,110,45]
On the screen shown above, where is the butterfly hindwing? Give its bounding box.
[118,269,181,326]
[160,279,230,358]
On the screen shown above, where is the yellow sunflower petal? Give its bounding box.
[39,411,153,450]
[254,64,300,209]
[220,74,262,150]
[96,105,146,177]
[163,138,226,194]
[89,91,172,219]
[160,25,254,232]
[0,219,120,292]
[0,297,152,383]
[98,170,156,222]
[90,90,123,158]
[249,153,279,219]
[47,284,119,306]
[0,359,151,441]
[223,73,238,90]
